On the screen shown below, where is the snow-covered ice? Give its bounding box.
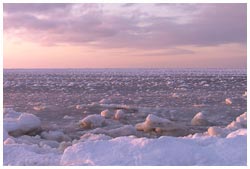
[61,132,246,166]
[3,108,41,136]
[3,110,247,166]
[3,69,247,166]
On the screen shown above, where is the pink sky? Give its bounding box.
[3,3,247,68]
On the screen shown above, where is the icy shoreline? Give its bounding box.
[3,108,247,166]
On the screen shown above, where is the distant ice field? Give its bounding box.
[3,69,247,138]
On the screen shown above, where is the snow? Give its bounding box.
[61,133,246,166]
[4,144,62,166]
[226,129,247,138]
[191,112,212,126]
[79,114,106,129]
[3,109,41,137]
[41,130,71,142]
[208,112,247,137]
[80,133,112,142]
[3,109,247,166]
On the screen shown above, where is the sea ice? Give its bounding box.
[3,109,247,166]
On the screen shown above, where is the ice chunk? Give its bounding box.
[4,138,16,145]
[225,98,232,105]
[242,91,247,97]
[208,126,229,137]
[76,104,84,110]
[100,109,114,118]
[227,112,247,130]
[208,112,247,137]
[33,105,47,111]
[63,115,74,120]
[114,109,125,120]
[59,141,72,152]
[191,112,212,126]
[226,129,247,138]
[135,114,186,136]
[107,125,138,137]
[79,115,105,129]
[4,110,41,137]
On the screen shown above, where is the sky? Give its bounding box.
[3,3,247,69]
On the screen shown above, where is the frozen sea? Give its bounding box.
[3,68,247,166]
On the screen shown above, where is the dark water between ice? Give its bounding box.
[3,68,247,138]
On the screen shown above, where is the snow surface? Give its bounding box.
[60,134,246,166]
[3,110,247,166]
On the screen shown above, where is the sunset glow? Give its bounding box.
[3,3,247,68]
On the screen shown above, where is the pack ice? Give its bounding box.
[3,108,247,166]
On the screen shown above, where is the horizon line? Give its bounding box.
[3,67,247,70]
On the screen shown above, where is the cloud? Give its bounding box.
[3,3,72,13]
[3,3,247,49]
